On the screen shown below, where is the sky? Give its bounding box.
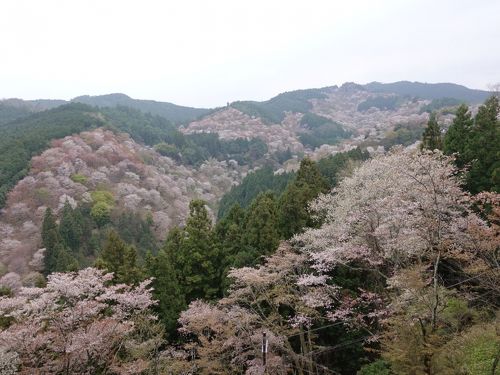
[1,0,499,108]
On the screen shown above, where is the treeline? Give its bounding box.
[357,95,401,111]
[421,95,500,193]
[231,87,328,124]
[41,199,157,276]
[0,103,105,208]
[299,112,350,149]
[0,104,269,209]
[218,148,369,219]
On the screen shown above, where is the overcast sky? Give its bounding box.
[1,0,499,107]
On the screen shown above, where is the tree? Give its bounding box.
[175,200,220,300]
[41,207,78,274]
[443,104,473,167]
[0,268,162,374]
[420,112,442,150]
[278,158,328,238]
[90,201,112,227]
[466,96,500,193]
[443,96,500,193]
[59,201,81,251]
[243,192,280,259]
[96,230,142,285]
[295,147,496,374]
[145,247,186,336]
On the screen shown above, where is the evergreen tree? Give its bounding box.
[176,200,220,300]
[59,201,81,252]
[145,248,186,336]
[52,243,79,273]
[278,158,328,238]
[97,230,142,284]
[420,113,443,150]
[443,104,473,168]
[466,96,500,193]
[42,208,78,274]
[215,204,248,287]
[42,208,62,275]
[243,192,280,258]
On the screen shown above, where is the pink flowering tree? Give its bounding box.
[0,267,163,375]
[293,147,496,373]
[170,243,341,375]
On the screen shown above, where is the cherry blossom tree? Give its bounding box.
[293,147,496,373]
[0,267,163,374]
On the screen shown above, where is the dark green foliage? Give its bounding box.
[419,97,462,114]
[380,123,425,149]
[278,158,328,238]
[0,103,104,208]
[102,106,178,145]
[420,113,443,150]
[231,88,328,124]
[42,208,79,274]
[145,248,186,335]
[172,200,220,301]
[443,104,474,168]
[114,211,157,256]
[42,208,61,274]
[72,93,210,124]
[357,360,392,375]
[243,192,280,258]
[96,231,143,285]
[299,113,350,148]
[0,102,32,125]
[363,81,491,103]
[464,96,500,193]
[215,204,247,272]
[59,201,82,251]
[217,167,295,219]
[443,96,500,193]
[357,96,400,112]
[317,148,370,186]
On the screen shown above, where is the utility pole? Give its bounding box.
[261,332,268,370]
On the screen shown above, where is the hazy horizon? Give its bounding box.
[2,0,499,107]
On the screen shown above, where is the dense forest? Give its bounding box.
[0,104,268,209]
[0,93,498,374]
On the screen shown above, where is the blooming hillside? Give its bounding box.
[0,129,243,280]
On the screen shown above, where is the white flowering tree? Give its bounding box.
[0,267,163,374]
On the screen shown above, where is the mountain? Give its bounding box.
[363,81,491,103]
[0,128,244,275]
[71,93,211,124]
[0,98,67,125]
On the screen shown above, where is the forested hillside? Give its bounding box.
[72,93,211,124]
[0,86,498,374]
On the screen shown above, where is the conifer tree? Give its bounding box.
[420,113,442,151]
[443,104,473,168]
[145,248,186,336]
[176,200,220,300]
[41,208,61,274]
[466,96,500,193]
[278,158,328,238]
[59,201,81,251]
[243,192,280,258]
[97,230,142,284]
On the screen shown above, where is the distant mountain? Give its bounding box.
[0,98,67,125]
[71,93,210,124]
[363,81,491,103]
[230,87,335,124]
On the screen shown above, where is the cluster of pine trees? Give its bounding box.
[421,95,499,193]
[41,200,157,275]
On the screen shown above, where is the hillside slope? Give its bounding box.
[72,93,211,124]
[0,129,243,278]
